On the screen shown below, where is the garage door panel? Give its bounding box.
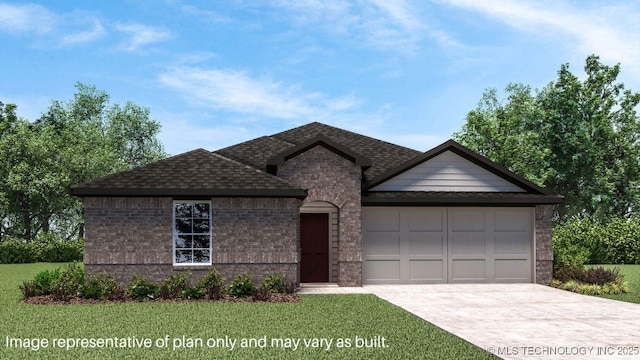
[364,208,400,232]
[410,260,445,281]
[364,260,400,282]
[494,233,530,254]
[450,234,486,255]
[451,259,487,281]
[494,209,532,231]
[408,234,445,255]
[494,259,530,281]
[363,233,400,256]
[408,210,444,231]
[450,209,485,232]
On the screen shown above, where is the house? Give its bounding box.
[70,122,563,287]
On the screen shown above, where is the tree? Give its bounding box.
[454,55,640,222]
[0,83,167,241]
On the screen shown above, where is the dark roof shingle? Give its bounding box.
[217,122,421,181]
[70,149,306,197]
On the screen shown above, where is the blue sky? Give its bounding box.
[1,0,639,155]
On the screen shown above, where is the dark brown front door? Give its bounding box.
[300,213,329,282]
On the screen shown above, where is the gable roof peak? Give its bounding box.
[266,134,372,172]
[364,138,552,195]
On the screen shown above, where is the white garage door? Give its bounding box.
[362,207,533,284]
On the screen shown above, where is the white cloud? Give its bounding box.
[0,2,56,34]
[61,20,106,46]
[273,0,459,54]
[0,2,107,47]
[442,0,640,80]
[115,23,173,51]
[158,66,363,121]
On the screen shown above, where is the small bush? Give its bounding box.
[197,268,225,300]
[228,273,255,298]
[33,269,61,295]
[51,263,85,301]
[252,285,271,302]
[19,281,39,298]
[261,272,287,293]
[554,265,623,286]
[158,272,191,299]
[579,266,622,286]
[180,287,205,300]
[128,274,159,301]
[83,272,124,300]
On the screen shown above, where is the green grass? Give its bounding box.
[0,263,495,359]
[593,264,640,304]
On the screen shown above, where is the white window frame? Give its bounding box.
[172,200,212,266]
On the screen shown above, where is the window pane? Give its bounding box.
[174,203,192,218]
[175,235,192,248]
[193,250,210,263]
[175,250,193,263]
[175,218,192,234]
[193,219,210,233]
[193,203,210,218]
[193,235,210,248]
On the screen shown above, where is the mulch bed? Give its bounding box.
[22,293,301,305]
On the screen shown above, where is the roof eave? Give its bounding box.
[70,188,308,199]
[361,193,564,206]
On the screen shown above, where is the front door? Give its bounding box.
[300,213,329,282]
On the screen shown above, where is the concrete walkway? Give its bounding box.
[365,284,640,360]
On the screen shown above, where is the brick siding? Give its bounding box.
[535,204,554,285]
[83,197,300,286]
[277,146,363,286]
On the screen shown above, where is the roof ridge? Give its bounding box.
[271,121,421,153]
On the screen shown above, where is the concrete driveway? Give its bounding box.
[365,284,640,360]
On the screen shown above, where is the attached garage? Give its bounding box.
[362,206,533,284]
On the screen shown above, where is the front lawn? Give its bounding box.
[593,264,640,304]
[0,263,495,359]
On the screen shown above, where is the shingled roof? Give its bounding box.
[70,149,306,197]
[216,122,421,181]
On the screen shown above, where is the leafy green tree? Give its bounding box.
[0,83,166,241]
[455,55,640,221]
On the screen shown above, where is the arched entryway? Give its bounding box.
[300,201,338,283]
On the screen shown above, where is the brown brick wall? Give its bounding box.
[277,146,363,286]
[535,204,554,285]
[83,197,300,286]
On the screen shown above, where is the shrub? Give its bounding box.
[252,285,271,302]
[158,272,191,299]
[554,265,624,285]
[197,268,225,300]
[261,272,287,293]
[82,272,124,300]
[128,274,159,301]
[180,287,205,300]
[553,217,640,266]
[51,263,85,301]
[228,273,255,298]
[553,222,590,271]
[0,234,84,264]
[0,238,35,264]
[579,266,622,285]
[33,269,61,295]
[19,281,38,298]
